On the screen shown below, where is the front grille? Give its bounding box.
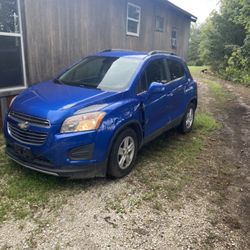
[9,111,50,128]
[8,123,48,145]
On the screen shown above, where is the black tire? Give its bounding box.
[107,128,138,178]
[178,103,195,134]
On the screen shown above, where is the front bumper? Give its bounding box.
[3,114,114,179]
[6,145,107,179]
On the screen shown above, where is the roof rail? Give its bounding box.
[148,50,176,56]
[101,49,134,53]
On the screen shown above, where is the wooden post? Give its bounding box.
[1,97,8,127]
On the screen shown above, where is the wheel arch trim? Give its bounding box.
[105,120,143,169]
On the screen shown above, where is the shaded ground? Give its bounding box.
[0,69,249,249]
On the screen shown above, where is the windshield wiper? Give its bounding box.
[79,83,102,90]
[55,80,82,86]
[53,78,64,84]
[54,79,101,90]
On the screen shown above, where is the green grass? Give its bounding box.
[102,112,221,214]
[188,66,210,80]
[189,66,229,101]
[133,112,220,205]
[0,111,220,220]
[0,138,89,222]
[120,66,227,210]
[201,78,227,100]
[194,113,221,132]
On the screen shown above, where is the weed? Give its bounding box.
[204,230,223,248]
[152,201,163,211]
[105,199,126,214]
[194,113,221,132]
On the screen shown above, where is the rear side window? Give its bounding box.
[167,60,185,81]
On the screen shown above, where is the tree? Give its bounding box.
[199,12,226,71]
[188,24,203,66]
[197,0,249,84]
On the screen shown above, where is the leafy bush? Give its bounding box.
[225,36,250,85]
[188,0,250,86]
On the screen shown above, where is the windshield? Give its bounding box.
[57,56,142,91]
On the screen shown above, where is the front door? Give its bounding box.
[136,58,171,137]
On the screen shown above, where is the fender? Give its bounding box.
[97,98,144,163]
[188,96,198,110]
[100,119,143,176]
[108,119,143,153]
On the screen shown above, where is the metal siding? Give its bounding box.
[23,0,191,84]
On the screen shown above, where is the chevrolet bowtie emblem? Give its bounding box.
[18,121,29,130]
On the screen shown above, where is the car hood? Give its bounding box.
[11,81,121,124]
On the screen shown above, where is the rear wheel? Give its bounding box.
[107,128,138,178]
[178,103,195,133]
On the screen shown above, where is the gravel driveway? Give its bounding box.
[0,72,249,250]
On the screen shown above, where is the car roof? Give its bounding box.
[95,50,183,61]
[96,50,147,59]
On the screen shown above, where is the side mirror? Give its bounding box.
[148,82,165,95]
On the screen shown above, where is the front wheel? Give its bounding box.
[178,103,195,133]
[107,128,138,178]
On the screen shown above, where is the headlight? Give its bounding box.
[9,96,17,108]
[60,111,106,133]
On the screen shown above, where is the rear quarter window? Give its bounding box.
[167,60,185,81]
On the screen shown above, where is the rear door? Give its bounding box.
[164,59,187,120]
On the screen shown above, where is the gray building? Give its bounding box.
[0,0,196,98]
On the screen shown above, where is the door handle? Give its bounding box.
[167,92,174,97]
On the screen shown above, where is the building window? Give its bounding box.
[155,16,164,32]
[171,28,177,49]
[0,0,27,93]
[127,3,141,37]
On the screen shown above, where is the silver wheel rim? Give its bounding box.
[186,108,194,129]
[117,136,135,170]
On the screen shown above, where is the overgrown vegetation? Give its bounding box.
[188,0,250,85]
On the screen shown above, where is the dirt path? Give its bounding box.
[213,82,250,247]
[0,78,249,250]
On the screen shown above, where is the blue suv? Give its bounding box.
[4,50,197,178]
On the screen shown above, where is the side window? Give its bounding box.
[146,59,167,84]
[136,59,167,94]
[136,71,147,94]
[167,60,185,81]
